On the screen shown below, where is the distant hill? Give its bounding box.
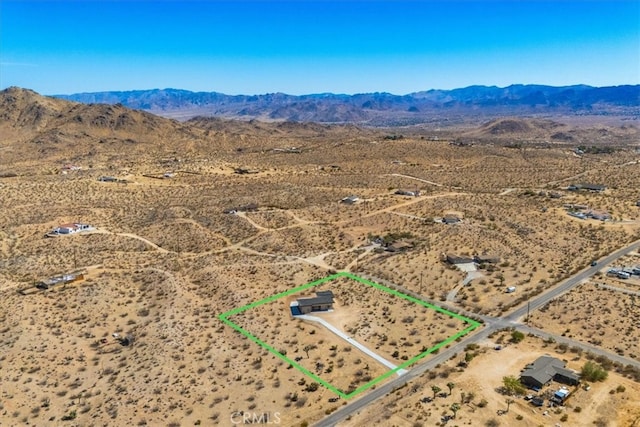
[0,87,375,168]
[53,84,640,125]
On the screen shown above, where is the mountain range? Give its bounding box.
[54,84,640,126]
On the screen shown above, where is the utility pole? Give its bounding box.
[420,272,424,293]
[526,301,530,325]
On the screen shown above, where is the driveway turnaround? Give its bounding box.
[297,314,408,377]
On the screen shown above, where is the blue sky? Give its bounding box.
[1,0,638,95]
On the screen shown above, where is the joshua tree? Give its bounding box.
[447,382,455,396]
[431,385,441,400]
[505,398,515,413]
[303,344,317,358]
[450,403,461,419]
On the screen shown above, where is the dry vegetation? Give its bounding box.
[1,88,639,426]
[340,331,640,427]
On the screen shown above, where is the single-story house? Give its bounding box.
[395,189,420,197]
[36,272,84,290]
[290,290,334,315]
[46,223,93,237]
[442,215,461,224]
[586,210,611,221]
[474,254,501,264]
[444,254,475,265]
[223,203,258,214]
[520,356,580,389]
[563,203,588,210]
[568,183,606,192]
[568,211,587,220]
[385,240,415,253]
[340,195,359,205]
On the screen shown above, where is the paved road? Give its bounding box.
[315,328,492,427]
[313,238,640,427]
[517,324,640,370]
[506,239,640,322]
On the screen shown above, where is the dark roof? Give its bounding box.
[554,367,580,381]
[576,183,606,191]
[475,254,500,264]
[316,290,334,298]
[443,215,461,224]
[297,290,334,307]
[446,254,474,264]
[520,356,579,386]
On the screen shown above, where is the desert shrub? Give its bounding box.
[581,361,608,382]
[510,330,525,343]
[305,382,319,392]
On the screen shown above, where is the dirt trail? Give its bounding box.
[337,192,466,226]
[91,228,169,253]
[390,173,444,187]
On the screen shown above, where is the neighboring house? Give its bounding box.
[568,183,606,192]
[442,215,461,224]
[444,254,475,265]
[46,223,93,237]
[563,204,588,211]
[340,195,359,205]
[290,290,334,315]
[223,203,258,214]
[395,189,420,197]
[520,356,580,389]
[586,210,611,221]
[474,254,501,264]
[568,211,587,220]
[385,240,414,253]
[35,272,84,290]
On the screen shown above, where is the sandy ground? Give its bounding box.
[340,332,640,427]
[1,104,640,426]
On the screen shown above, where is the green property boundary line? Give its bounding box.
[218,271,482,399]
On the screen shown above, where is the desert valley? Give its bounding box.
[1,86,640,427]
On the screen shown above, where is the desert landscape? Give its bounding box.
[1,87,640,426]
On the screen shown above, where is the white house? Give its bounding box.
[46,223,94,237]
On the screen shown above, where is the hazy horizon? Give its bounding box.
[38,82,636,98]
[1,1,639,96]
